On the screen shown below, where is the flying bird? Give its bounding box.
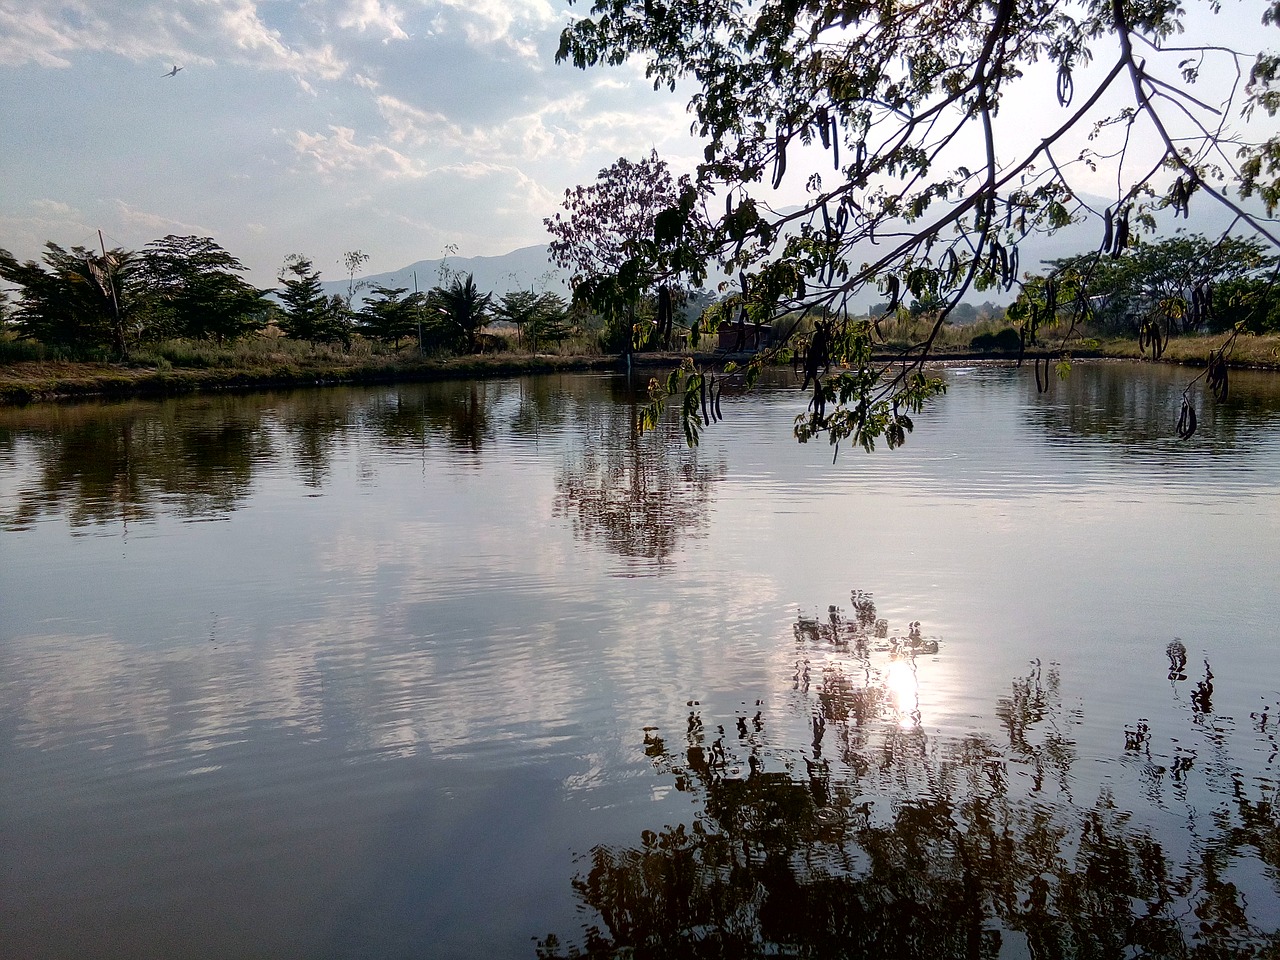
[162,64,182,78]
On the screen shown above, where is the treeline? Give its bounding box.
[1012,233,1280,340]
[0,236,575,359]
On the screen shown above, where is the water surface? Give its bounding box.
[2,362,1278,957]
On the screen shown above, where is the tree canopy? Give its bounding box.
[556,0,1280,448]
[547,150,711,352]
[138,235,270,345]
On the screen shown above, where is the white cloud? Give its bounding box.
[31,199,81,217]
[0,1,347,79]
[424,0,559,60]
[109,199,204,234]
[291,125,427,180]
[338,0,408,41]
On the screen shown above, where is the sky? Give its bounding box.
[0,0,701,286]
[1,0,1277,290]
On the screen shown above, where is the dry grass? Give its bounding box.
[2,329,1277,404]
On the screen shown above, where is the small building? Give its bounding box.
[717,320,773,352]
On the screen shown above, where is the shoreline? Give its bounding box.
[1,338,1277,405]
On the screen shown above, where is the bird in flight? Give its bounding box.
[162,64,182,78]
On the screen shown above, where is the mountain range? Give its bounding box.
[331,196,1243,309]
[323,245,571,303]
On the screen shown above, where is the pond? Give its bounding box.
[2,361,1279,959]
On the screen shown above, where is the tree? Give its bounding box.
[546,150,711,353]
[139,235,269,344]
[556,0,1280,448]
[429,273,492,353]
[0,242,136,356]
[341,250,371,310]
[277,256,348,346]
[354,285,424,349]
[493,290,570,350]
[1020,233,1276,343]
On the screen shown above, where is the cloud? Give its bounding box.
[424,0,560,60]
[291,125,426,180]
[31,199,82,217]
[338,0,408,41]
[109,199,205,234]
[0,1,347,79]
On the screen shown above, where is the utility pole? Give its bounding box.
[414,270,423,357]
[98,230,126,358]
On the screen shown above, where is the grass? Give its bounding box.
[1,326,1277,405]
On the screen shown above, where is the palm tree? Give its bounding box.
[430,273,492,353]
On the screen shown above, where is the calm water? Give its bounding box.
[2,362,1279,958]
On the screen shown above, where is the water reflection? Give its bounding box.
[553,393,725,568]
[0,398,272,529]
[538,592,1280,959]
[1023,362,1280,451]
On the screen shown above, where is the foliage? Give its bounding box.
[970,327,1023,352]
[0,242,135,356]
[546,149,711,352]
[428,273,493,353]
[138,235,270,345]
[354,285,425,349]
[1019,233,1278,342]
[556,0,1280,447]
[1211,275,1280,334]
[277,255,350,347]
[493,290,572,350]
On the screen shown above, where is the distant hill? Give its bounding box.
[331,198,1246,310]
[323,245,571,303]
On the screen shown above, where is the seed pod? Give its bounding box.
[944,249,960,288]
[1056,62,1074,107]
[1112,207,1130,258]
[1176,397,1197,440]
[817,106,830,149]
[884,275,901,311]
[1101,208,1114,254]
[1207,351,1229,401]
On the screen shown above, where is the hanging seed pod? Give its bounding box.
[1207,351,1229,401]
[1056,62,1074,107]
[817,106,830,149]
[772,132,788,189]
[1176,397,1197,439]
[1101,207,1114,254]
[944,249,960,288]
[884,275,901,312]
[1112,207,1130,258]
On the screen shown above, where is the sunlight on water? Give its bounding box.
[2,363,1278,958]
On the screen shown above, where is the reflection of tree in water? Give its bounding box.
[359,380,511,455]
[1,397,273,529]
[278,389,357,487]
[538,592,1280,959]
[553,397,725,566]
[1024,362,1280,450]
